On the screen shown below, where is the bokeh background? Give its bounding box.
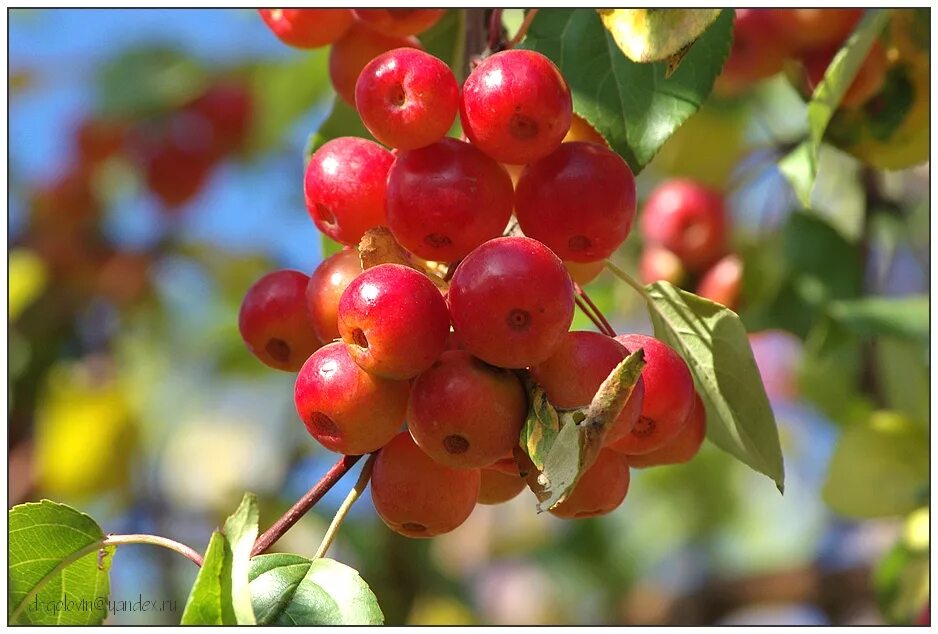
[8,8,930,626]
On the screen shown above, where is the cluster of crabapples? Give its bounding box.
[638,179,742,311]
[242,9,706,538]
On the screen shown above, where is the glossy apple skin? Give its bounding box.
[549,448,630,519]
[387,138,514,262]
[804,41,887,109]
[259,9,355,49]
[608,334,695,455]
[352,8,445,37]
[624,393,707,467]
[448,236,576,369]
[640,179,728,273]
[460,49,572,165]
[407,350,527,469]
[329,23,421,105]
[304,137,395,245]
[516,142,637,262]
[639,245,686,286]
[337,264,450,380]
[529,331,646,445]
[371,431,481,538]
[717,9,789,94]
[306,248,363,344]
[238,269,322,372]
[355,48,459,151]
[478,468,527,505]
[767,8,863,55]
[696,253,743,311]
[294,342,409,455]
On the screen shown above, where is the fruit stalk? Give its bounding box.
[315,453,376,559]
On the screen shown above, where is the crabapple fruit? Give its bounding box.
[337,264,450,380]
[640,179,728,273]
[478,468,527,505]
[329,23,421,105]
[460,49,572,165]
[564,260,605,286]
[562,114,608,147]
[306,247,363,344]
[259,9,355,49]
[304,137,395,245]
[696,253,743,310]
[530,331,645,445]
[624,393,706,467]
[717,9,789,94]
[355,48,459,151]
[448,236,575,369]
[515,141,637,262]
[407,350,527,468]
[371,431,481,538]
[294,342,409,455]
[639,245,686,286]
[238,270,322,372]
[352,8,445,37]
[549,448,630,519]
[608,334,695,455]
[803,41,887,109]
[767,9,863,55]
[386,138,514,261]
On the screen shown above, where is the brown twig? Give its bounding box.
[508,9,539,48]
[251,454,362,557]
[487,8,505,52]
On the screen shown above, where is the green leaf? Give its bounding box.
[97,47,207,118]
[181,494,259,625]
[519,376,563,471]
[876,337,929,427]
[9,500,113,625]
[305,98,373,165]
[823,411,928,518]
[321,235,344,259]
[828,295,928,343]
[644,281,785,491]
[521,9,734,173]
[248,50,332,154]
[777,141,816,209]
[419,9,466,81]
[249,554,383,625]
[874,526,930,625]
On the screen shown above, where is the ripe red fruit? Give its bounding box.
[294,342,409,455]
[608,334,695,455]
[187,82,253,157]
[337,264,450,380]
[371,431,481,538]
[717,9,789,94]
[624,393,707,468]
[460,49,572,165]
[352,8,445,37]
[355,48,458,151]
[640,179,728,273]
[448,236,575,369]
[803,41,887,109]
[306,248,362,344]
[530,331,645,445]
[258,9,355,49]
[136,114,216,210]
[386,138,514,261]
[304,137,395,245]
[239,270,322,372]
[767,9,863,55]
[478,468,527,505]
[639,246,686,286]
[329,23,421,105]
[549,448,630,519]
[564,260,605,286]
[407,350,527,468]
[696,253,743,310]
[516,142,637,262]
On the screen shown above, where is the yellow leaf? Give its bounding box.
[597,9,722,63]
[9,249,48,321]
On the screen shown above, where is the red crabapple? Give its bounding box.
[562,114,608,147]
[448,236,575,369]
[304,137,395,245]
[460,49,572,165]
[767,9,863,55]
[407,350,527,468]
[478,468,527,505]
[187,81,253,158]
[355,48,459,151]
[530,331,645,445]
[640,179,728,273]
[716,9,789,94]
[138,114,216,210]
[239,270,322,372]
[639,245,686,286]
[624,393,706,467]
[549,448,630,519]
[294,342,409,455]
[803,41,887,109]
[695,253,743,310]
[487,456,521,476]
[608,334,695,455]
[564,260,605,286]
[371,431,481,538]
[515,142,637,262]
[337,264,450,380]
[259,9,355,49]
[352,8,445,37]
[306,247,362,344]
[329,23,421,105]
[386,138,514,261]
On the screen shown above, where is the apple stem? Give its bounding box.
[574,283,616,337]
[507,9,539,49]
